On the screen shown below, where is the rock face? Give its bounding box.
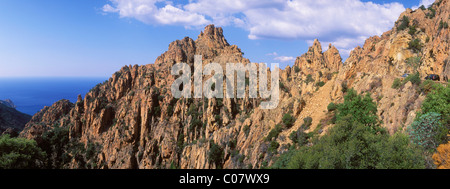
[19,100,73,141]
[20,0,449,169]
[0,100,31,135]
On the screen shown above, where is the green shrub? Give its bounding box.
[316,81,325,87]
[418,83,450,125]
[266,124,283,141]
[39,126,71,168]
[335,89,379,129]
[408,25,417,35]
[392,78,402,89]
[341,81,348,93]
[189,117,203,132]
[167,98,178,117]
[408,112,448,152]
[408,39,422,53]
[294,66,300,73]
[397,15,409,31]
[279,115,425,169]
[289,129,309,146]
[0,135,46,169]
[403,72,421,85]
[208,141,224,169]
[268,141,280,154]
[302,117,313,130]
[187,104,197,116]
[305,74,314,84]
[243,125,250,137]
[327,102,337,112]
[406,56,421,71]
[426,7,436,19]
[419,80,435,94]
[282,113,296,128]
[215,114,222,125]
[439,20,449,30]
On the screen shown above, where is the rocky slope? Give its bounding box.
[20,0,449,169]
[0,100,32,136]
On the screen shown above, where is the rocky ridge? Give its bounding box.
[20,0,449,169]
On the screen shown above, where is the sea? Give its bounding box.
[0,77,108,116]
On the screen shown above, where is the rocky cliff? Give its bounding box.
[20,0,449,169]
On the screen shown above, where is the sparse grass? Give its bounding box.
[392,78,402,89]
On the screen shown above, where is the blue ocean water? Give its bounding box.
[0,77,108,116]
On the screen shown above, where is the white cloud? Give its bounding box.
[266,52,278,56]
[102,0,209,26]
[103,0,406,56]
[412,0,435,10]
[274,56,296,63]
[244,0,405,56]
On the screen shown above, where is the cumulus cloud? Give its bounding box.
[102,0,209,26]
[102,0,406,56]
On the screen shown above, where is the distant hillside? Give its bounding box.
[0,100,32,135]
[0,99,16,109]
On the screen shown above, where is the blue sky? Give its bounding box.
[0,0,434,77]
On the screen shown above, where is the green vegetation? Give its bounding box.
[419,80,435,94]
[265,124,283,142]
[39,126,102,169]
[189,117,203,132]
[305,74,314,84]
[294,66,300,73]
[408,39,422,53]
[208,140,224,169]
[327,102,337,112]
[243,125,250,137]
[282,113,295,128]
[438,20,449,30]
[392,78,402,89]
[417,83,450,126]
[211,83,216,91]
[0,135,46,169]
[289,129,309,146]
[403,72,421,85]
[39,126,71,168]
[167,98,178,117]
[408,112,447,152]
[408,25,417,35]
[268,141,280,155]
[341,81,348,93]
[406,56,421,71]
[279,81,289,93]
[279,116,425,169]
[393,72,422,90]
[419,5,426,10]
[397,15,409,31]
[316,81,325,88]
[273,90,428,169]
[335,89,379,129]
[302,117,313,130]
[426,7,436,19]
